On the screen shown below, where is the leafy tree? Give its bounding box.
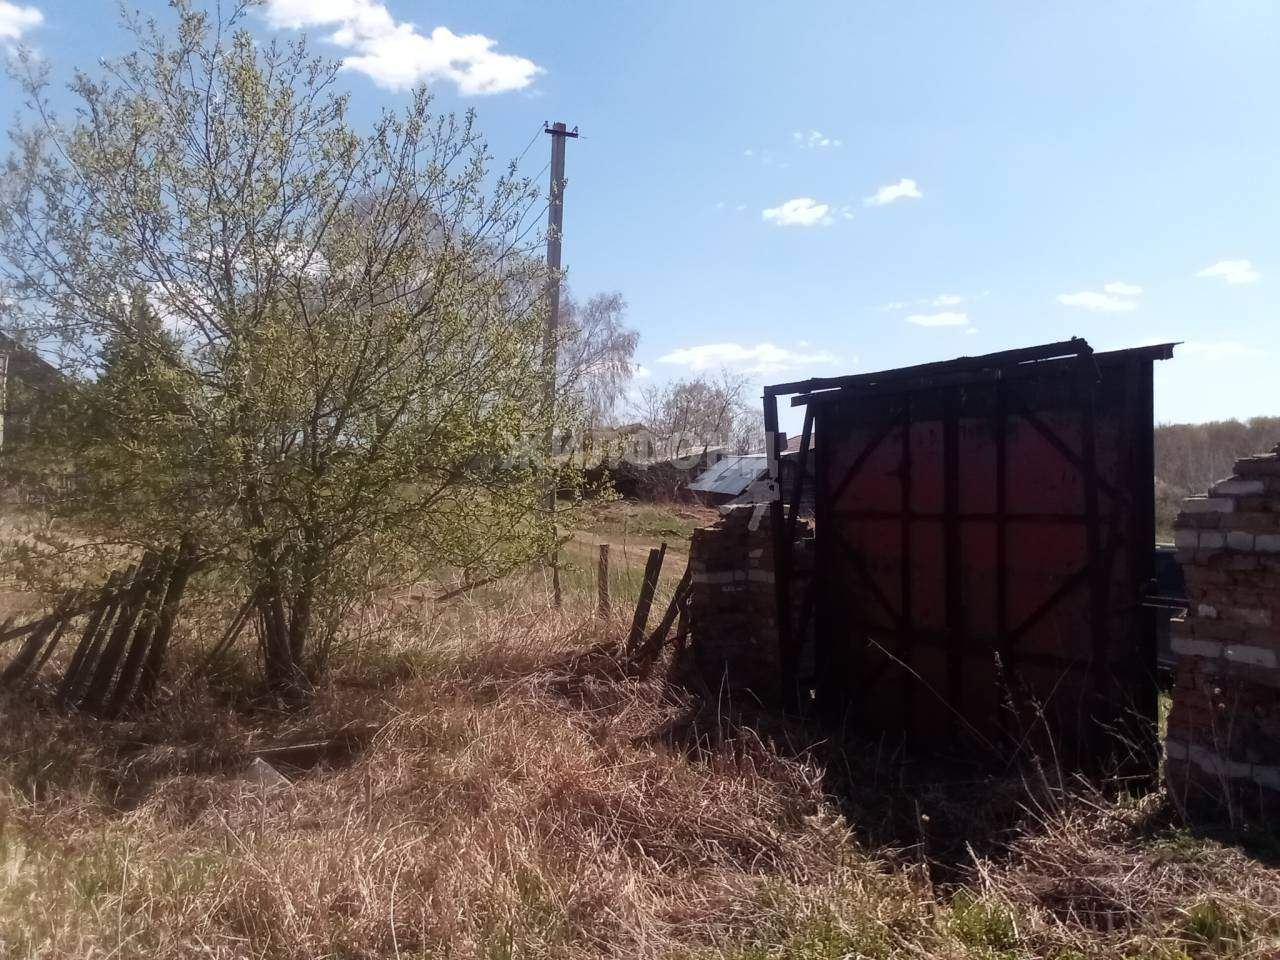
[0,1,568,697]
[82,289,185,438]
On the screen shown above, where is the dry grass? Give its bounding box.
[3,584,1280,959]
[969,790,1280,957]
[0,506,59,622]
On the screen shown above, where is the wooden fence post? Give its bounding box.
[597,544,610,619]
[625,543,666,654]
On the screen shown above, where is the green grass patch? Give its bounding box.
[947,890,1025,959]
[576,500,712,547]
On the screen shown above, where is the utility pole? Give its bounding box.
[543,121,578,607]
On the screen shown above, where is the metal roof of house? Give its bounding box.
[688,454,767,496]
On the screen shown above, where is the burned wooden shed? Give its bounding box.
[762,338,1175,769]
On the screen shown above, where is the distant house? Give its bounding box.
[579,422,660,465]
[577,422,735,502]
[0,332,63,452]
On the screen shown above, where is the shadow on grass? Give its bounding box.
[621,657,1280,880]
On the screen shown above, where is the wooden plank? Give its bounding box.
[1078,358,1109,764]
[899,394,914,733]
[80,553,162,714]
[812,408,842,720]
[0,588,134,646]
[57,571,127,706]
[769,337,1093,398]
[994,379,1012,748]
[625,544,666,653]
[193,594,257,681]
[133,539,198,708]
[630,564,691,667]
[1,612,58,684]
[780,404,813,711]
[107,552,176,717]
[764,390,794,710]
[1,591,79,685]
[943,388,964,749]
[785,405,814,542]
[32,593,84,675]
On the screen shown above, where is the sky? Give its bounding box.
[1,0,1277,433]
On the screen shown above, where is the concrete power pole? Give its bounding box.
[544,121,578,607]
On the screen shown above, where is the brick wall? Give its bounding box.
[687,504,811,706]
[1166,447,1280,821]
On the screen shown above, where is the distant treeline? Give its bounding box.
[1155,417,1280,492]
[1153,416,1280,538]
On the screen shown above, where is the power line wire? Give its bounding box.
[514,123,544,167]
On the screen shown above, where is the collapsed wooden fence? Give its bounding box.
[621,542,692,673]
[2,533,697,715]
[0,540,197,715]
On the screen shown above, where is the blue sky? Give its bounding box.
[2,0,1276,431]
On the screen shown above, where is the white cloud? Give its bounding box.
[1057,290,1138,312]
[632,363,652,378]
[762,197,831,227]
[885,294,963,310]
[0,1,41,43]
[1196,259,1260,285]
[793,129,842,149]
[1179,340,1265,360]
[743,148,754,157]
[262,0,541,94]
[1103,281,1142,296]
[906,311,969,327]
[1058,281,1141,312]
[658,342,839,375]
[864,178,922,206]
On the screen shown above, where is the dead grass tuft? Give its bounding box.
[3,586,1280,958]
[971,790,1280,955]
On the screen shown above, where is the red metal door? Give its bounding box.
[793,346,1163,770]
